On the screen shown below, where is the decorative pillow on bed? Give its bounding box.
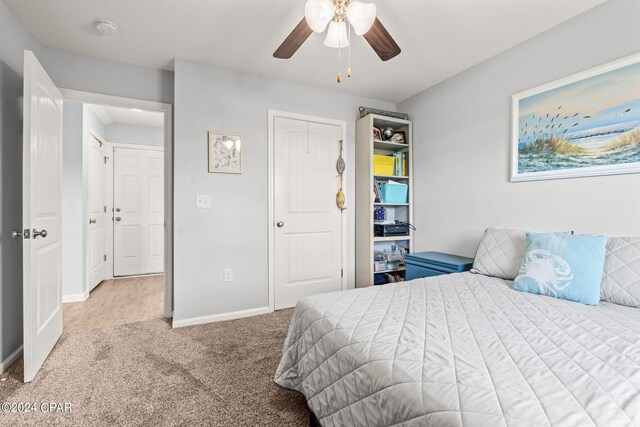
[513,233,608,306]
[471,228,528,280]
[600,236,640,307]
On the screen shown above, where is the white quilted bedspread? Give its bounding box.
[274,272,640,427]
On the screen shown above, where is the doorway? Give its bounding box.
[63,100,169,332]
[268,111,348,310]
[20,51,172,382]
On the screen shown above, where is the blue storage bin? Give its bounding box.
[406,252,474,280]
[380,182,408,204]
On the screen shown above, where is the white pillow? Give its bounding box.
[600,236,640,307]
[471,228,528,280]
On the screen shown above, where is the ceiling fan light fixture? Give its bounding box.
[304,0,334,33]
[273,0,400,66]
[346,2,377,35]
[324,21,350,48]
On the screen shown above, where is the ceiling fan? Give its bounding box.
[273,0,401,63]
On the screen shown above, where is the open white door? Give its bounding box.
[22,50,64,383]
[87,132,108,290]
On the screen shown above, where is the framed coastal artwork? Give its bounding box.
[511,53,640,182]
[208,131,242,174]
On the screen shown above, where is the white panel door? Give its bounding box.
[113,147,164,276]
[87,134,108,290]
[22,50,64,383]
[274,117,343,309]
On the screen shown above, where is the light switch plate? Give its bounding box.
[195,194,211,209]
[223,268,233,282]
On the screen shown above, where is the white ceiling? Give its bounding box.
[5,0,607,103]
[87,104,164,128]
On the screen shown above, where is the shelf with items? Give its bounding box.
[356,113,413,288]
[374,174,409,180]
[373,236,411,242]
[374,267,406,274]
[373,176,409,206]
[373,152,409,177]
[373,139,410,152]
[372,240,410,285]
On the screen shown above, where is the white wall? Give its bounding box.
[106,123,163,147]
[173,59,394,323]
[398,0,640,258]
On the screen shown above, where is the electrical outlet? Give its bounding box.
[223,268,233,282]
[195,194,211,209]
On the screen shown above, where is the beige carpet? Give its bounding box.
[64,275,164,332]
[0,310,308,426]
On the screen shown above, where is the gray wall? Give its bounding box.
[41,48,174,105]
[0,0,42,363]
[107,123,163,147]
[61,105,108,298]
[398,0,640,258]
[0,1,42,75]
[173,59,394,322]
[62,101,85,297]
[84,105,108,140]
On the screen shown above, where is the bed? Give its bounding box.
[274,272,640,426]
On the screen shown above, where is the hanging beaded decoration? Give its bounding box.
[336,139,346,210]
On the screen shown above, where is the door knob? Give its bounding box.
[276,221,285,228]
[89,218,96,224]
[115,208,121,212]
[115,217,122,222]
[12,229,30,239]
[32,229,47,239]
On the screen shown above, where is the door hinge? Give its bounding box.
[104,206,107,213]
[104,254,107,261]
[104,156,109,164]
[341,268,344,278]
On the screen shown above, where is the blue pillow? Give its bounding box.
[513,233,608,306]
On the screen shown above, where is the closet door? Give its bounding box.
[273,117,344,309]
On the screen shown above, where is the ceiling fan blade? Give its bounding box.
[273,18,313,59]
[363,18,401,61]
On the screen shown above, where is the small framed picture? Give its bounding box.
[390,131,406,143]
[208,131,242,174]
[373,127,382,141]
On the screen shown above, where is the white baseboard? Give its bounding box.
[172,306,271,328]
[62,290,89,303]
[1,345,23,374]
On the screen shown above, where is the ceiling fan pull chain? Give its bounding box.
[337,22,342,83]
[347,20,352,78]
